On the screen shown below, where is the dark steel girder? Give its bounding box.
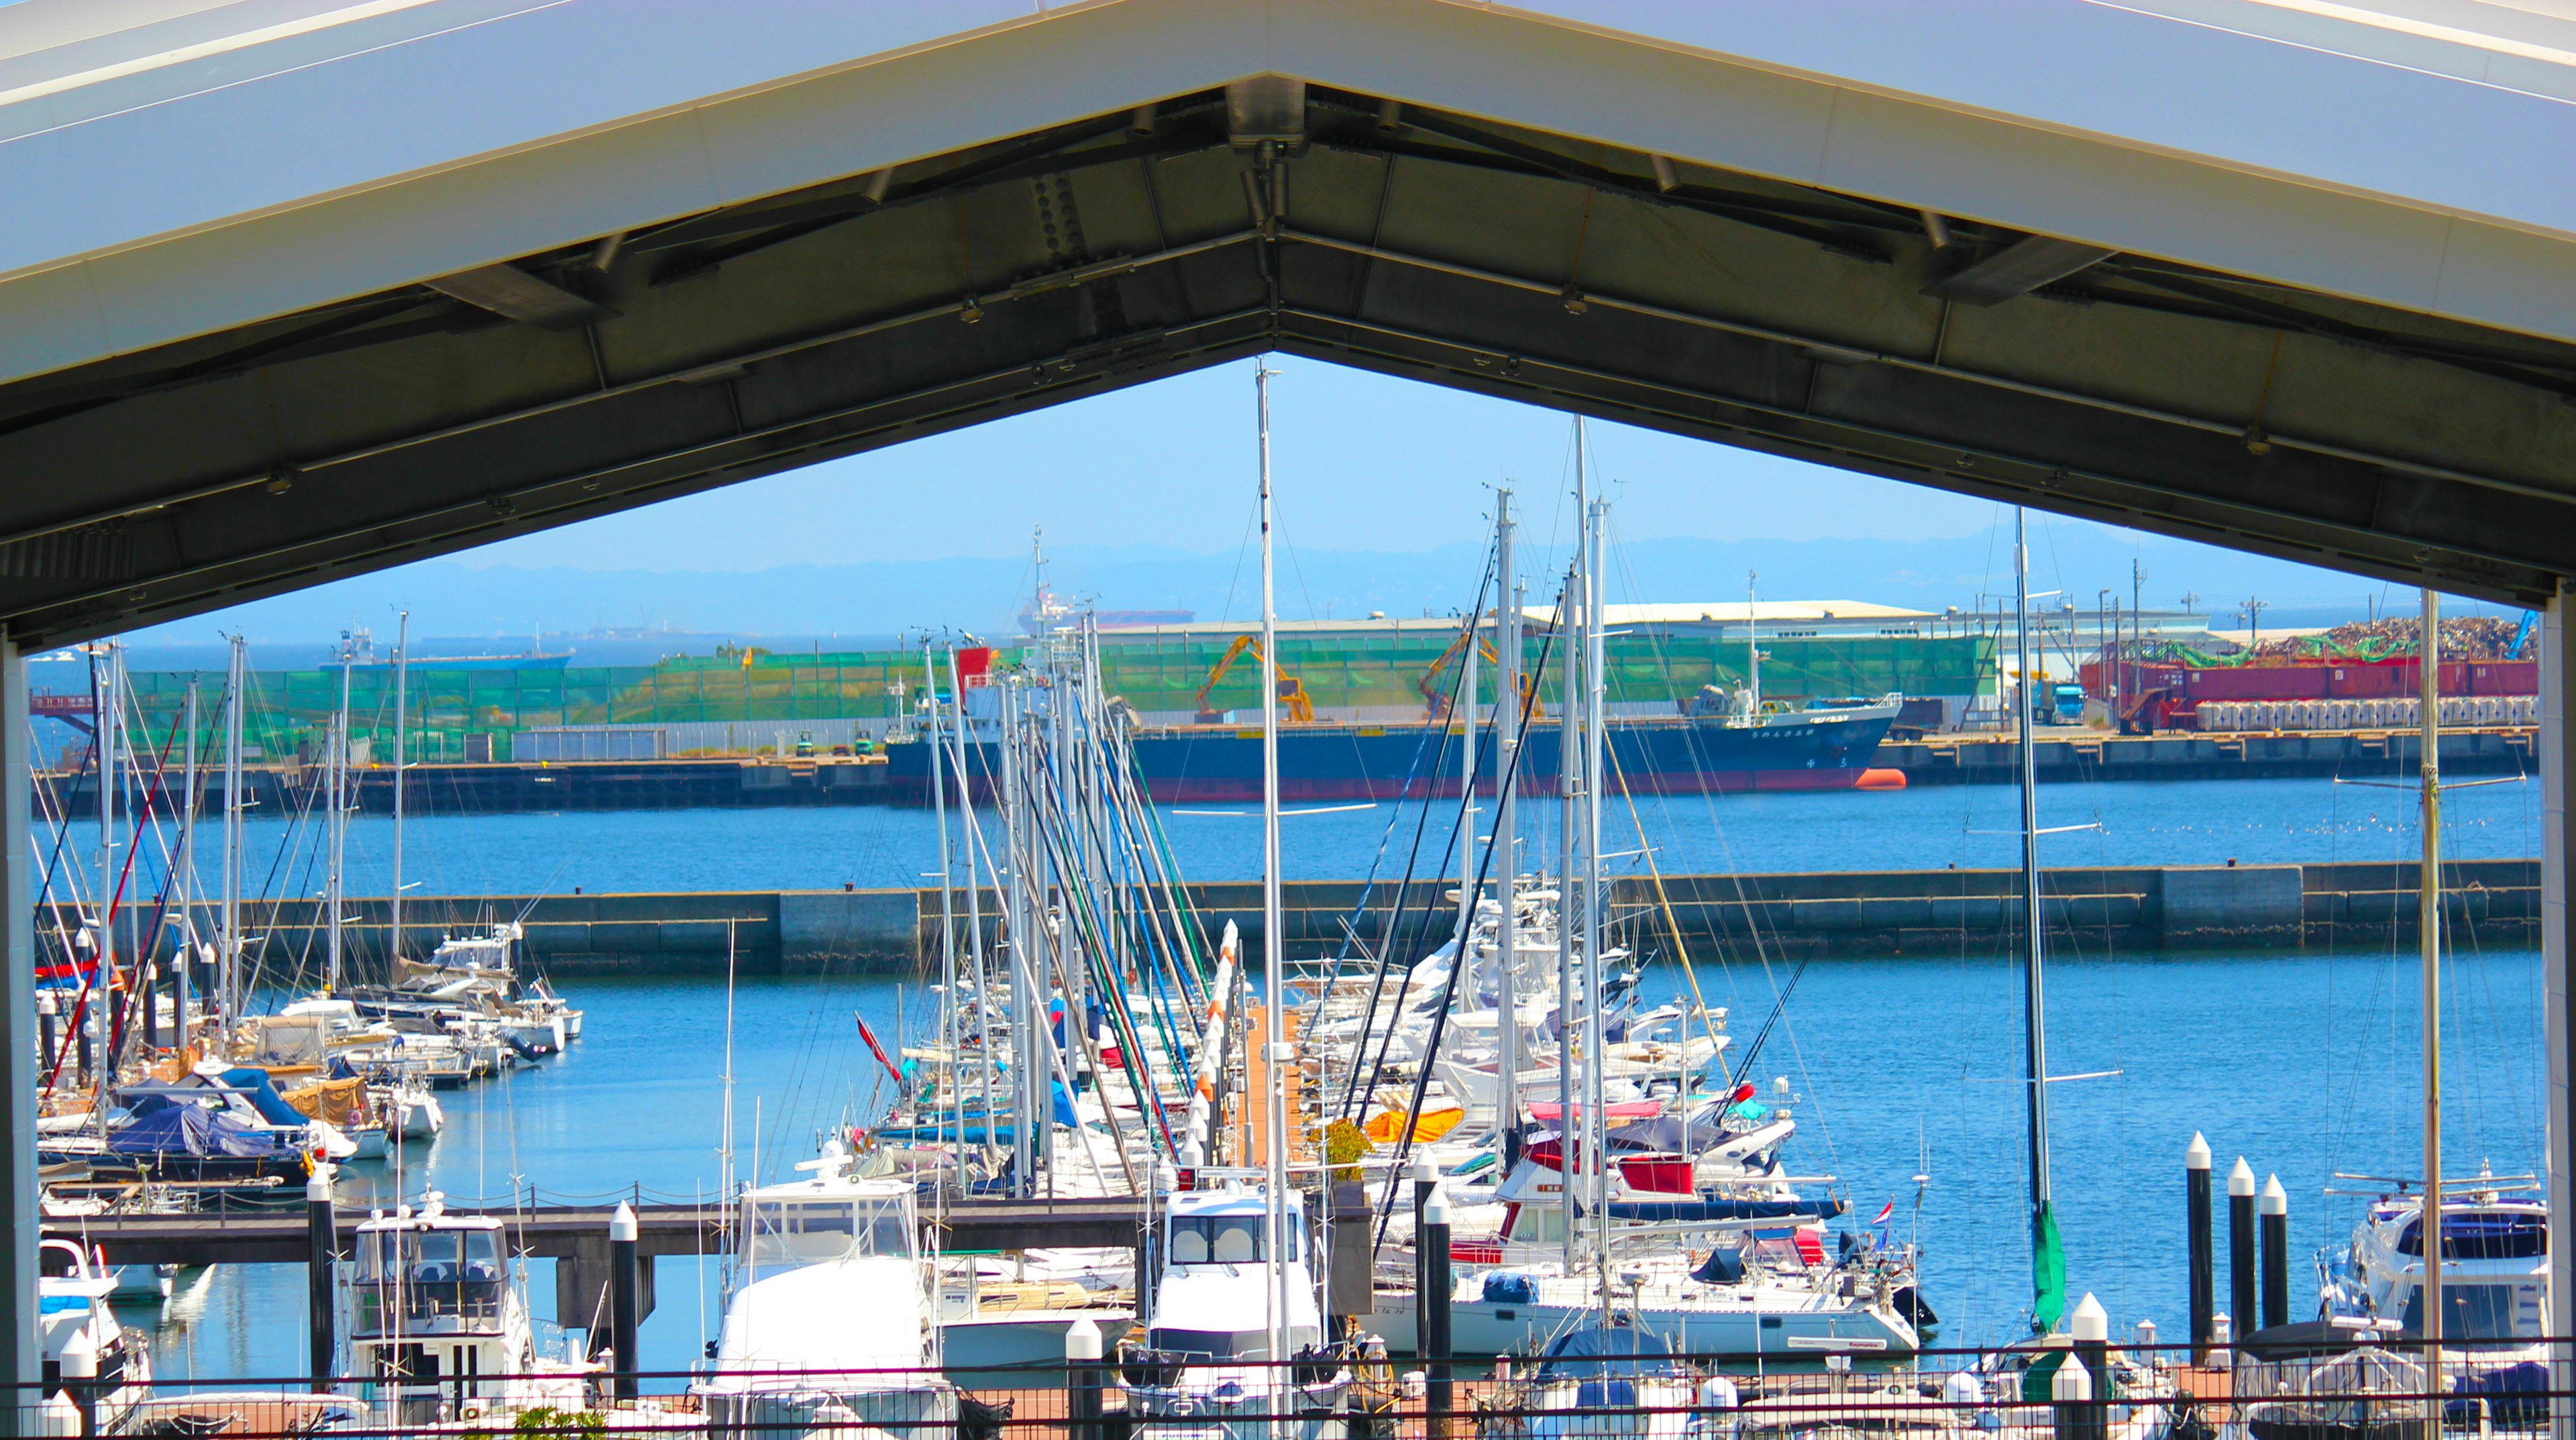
[1,89,2571,647]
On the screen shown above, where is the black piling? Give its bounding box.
[2188,1133,2212,1364]
[60,1330,96,1437]
[2071,1293,2110,1440]
[610,1201,641,1402]
[2259,1174,2288,1331]
[307,1166,335,1393]
[140,962,156,1051]
[2227,1157,2255,1341]
[1411,1154,1437,1354]
[2050,1350,2092,1440]
[1421,1182,1453,1440]
[1066,1318,1103,1440]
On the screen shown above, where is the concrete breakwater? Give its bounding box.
[110,861,2536,979]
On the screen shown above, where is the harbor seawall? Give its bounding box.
[124,861,2537,979]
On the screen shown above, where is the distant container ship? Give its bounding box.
[885,702,1903,804]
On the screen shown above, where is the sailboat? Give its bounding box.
[1952,511,2178,1427]
[1366,427,1917,1361]
[1114,361,1352,1437]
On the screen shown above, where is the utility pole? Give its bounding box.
[2243,596,2266,653]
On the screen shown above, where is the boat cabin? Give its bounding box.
[344,1198,525,1420]
[2346,1194,2548,1343]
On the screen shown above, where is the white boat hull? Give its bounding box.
[1368,1294,1916,1358]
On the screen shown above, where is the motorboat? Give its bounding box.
[2327,1182,2547,1358]
[338,1190,597,1428]
[1488,1319,1700,1440]
[37,1237,154,1432]
[1116,1179,1350,1439]
[694,1142,958,1436]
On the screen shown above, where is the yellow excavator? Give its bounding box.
[1192,634,1316,724]
[1419,627,1544,723]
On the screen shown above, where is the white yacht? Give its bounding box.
[2328,1180,2548,1357]
[37,1237,154,1433]
[338,1191,595,1428]
[1117,1181,1348,1439]
[695,1143,957,1437]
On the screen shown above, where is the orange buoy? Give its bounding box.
[1854,767,1908,791]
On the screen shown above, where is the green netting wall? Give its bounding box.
[103,634,1992,760]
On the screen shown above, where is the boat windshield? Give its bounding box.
[744,1196,912,1268]
[351,1227,504,1333]
[1167,1213,1287,1265]
[2400,1282,2542,1340]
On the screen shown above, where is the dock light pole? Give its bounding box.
[306,1165,335,1394]
[2226,1158,2256,1339]
[2187,1134,2212,1363]
[1421,1182,1453,1440]
[610,1201,640,1402]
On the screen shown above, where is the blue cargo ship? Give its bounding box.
[885,702,1900,804]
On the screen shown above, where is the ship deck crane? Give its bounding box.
[1419,626,1542,723]
[1192,634,1315,724]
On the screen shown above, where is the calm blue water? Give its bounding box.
[102,777,2545,1382]
[46,773,2543,903]
[138,947,2544,1382]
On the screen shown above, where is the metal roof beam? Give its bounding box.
[1925,237,2118,305]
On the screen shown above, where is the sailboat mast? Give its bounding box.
[1458,602,1478,938]
[2418,586,2445,1361]
[2015,508,2058,1319]
[390,612,409,965]
[927,644,961,1168]
[1495,493,1519,1172]
[221,635,244,1029]
[97,641,119,1088]
[327,636,351,992]
[176,683,198,1056]
[1582,473,1611,1317]
[1556,446,1582,1271]
[1255,360,1291,1368]
[947,648,996,1169]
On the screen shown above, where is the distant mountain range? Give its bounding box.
[116,527,2502,654]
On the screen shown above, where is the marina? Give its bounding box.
[22,398,2543,1440]
[0,7,2572,1436]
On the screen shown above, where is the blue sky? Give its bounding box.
[463,354,1996,570]
[127,353,2462,647]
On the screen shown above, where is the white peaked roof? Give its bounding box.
[1,0,2575,386]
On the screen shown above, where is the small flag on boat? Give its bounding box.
[1870,1199,1895,1226]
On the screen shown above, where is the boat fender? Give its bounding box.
[1698,1376,1739,1410]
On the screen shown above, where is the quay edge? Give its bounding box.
[79,861,2539,979]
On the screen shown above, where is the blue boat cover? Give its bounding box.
[1483,1272,1540,1305]
[1601,1197,1843,1224]
[1691,1248,1747,1284]
[1536,1323,1678,1380]
[107,1103,292,1158]
[213,1068,313,1127]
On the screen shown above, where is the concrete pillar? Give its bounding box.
[2542,587,2573,1440]
[0,638,34,1410]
